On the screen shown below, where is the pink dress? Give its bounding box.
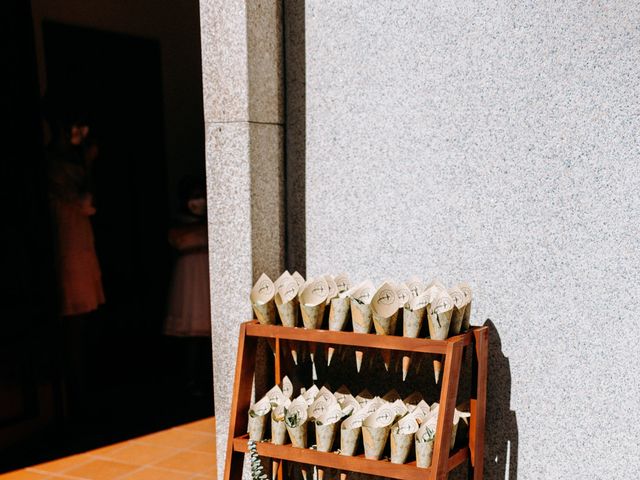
[50,160,105,316]
[164,223,211,337]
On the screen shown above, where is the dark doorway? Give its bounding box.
[0,14,212,473]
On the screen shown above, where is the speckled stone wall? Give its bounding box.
[200,1,284,478]
[305,1,640,478]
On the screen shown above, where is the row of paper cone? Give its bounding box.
[248,381,469,468]
[251,272,473,381]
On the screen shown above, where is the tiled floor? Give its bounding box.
[0,418,216,480]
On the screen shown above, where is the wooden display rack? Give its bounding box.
[224,321,488,480]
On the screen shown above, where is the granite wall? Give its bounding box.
[303,1,640,478]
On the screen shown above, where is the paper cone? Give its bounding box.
[458,283,472,331]
[340,473,347,480]
[402,355,411,381]
[327,346,336,366]
[271,417,287,445]
[415,438,435,468]
[251,273,277,325]
[316,422,339,452]
[300,465,309,480]
[426,293,454,340]
[395,283,411,308]
[299,278,329,329]
[324,274,338,305]
[292,271,305,288]
[340,427,361,456]
[371,282,400,335]
[350,300,372,333]
[252,301,276,326]
[286,422,307,448]
[329,296,350,331]
[317,468,325,480]
[447,286,466,336]
[271,460,279,480]
[300,302,326,330]
[248,414,268,441]
[355,350,364,372]
[362,426,390,460]
[390,431,414,464]
[275,292,299,328]
[380,349,391,371]
[433,358,443,384]
[334,273,351,294]
[407,276,425,299]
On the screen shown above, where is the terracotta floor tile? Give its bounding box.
[134,429,208,449]
[189,436,216,454]
[0,471,52,480]
[63,460,137,480]
[25,454,90,473]
[119,467,193,480]
[155,451,213,474]
[86,442,129,458]
[175,418,215,434]
[99,444,177,466]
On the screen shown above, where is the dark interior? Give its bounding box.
[0,1,212,472]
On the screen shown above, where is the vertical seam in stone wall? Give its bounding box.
[281,0,290,271]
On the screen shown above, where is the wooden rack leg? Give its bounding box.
[430,342,464,480]
[468,327,488,480]
[224,323,258,480]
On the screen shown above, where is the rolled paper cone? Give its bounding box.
[403,306,426,338]
[276,294,299,328]
[381,349,391,371]
[327,346,336,366]
[402,355,410,381]
[329,296,350,331]
[252,300,276,326]
[462,302,471,331]
[301,302,326,330]
[340,427,361,456]
[426,309,453,341]
[340,473,347,480]
[415,439,435,468]
[248,414,268,441]
[271,418,287,445]
[300,466,308,480]
[372,311,398,336]
[355,350,364,373]
[350,301,372,333]
[318,468,324,480]
[316,422,339,452]
[449,306,464,336]
[458,283,472,331]
[390,431,415,464]
[433,357,443,384]
[362,426,390,460]
[285,422,308,448]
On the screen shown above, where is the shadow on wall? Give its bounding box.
[484,319,518,479]
[283,0,306,275]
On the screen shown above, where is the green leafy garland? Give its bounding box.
[248,440,268,480]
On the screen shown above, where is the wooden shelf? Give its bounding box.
[232,434,469,480]
[245,321,475,354]
[225,321,488,480]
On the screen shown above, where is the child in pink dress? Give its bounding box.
[164,178,211,337]
[164,177,211,395]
